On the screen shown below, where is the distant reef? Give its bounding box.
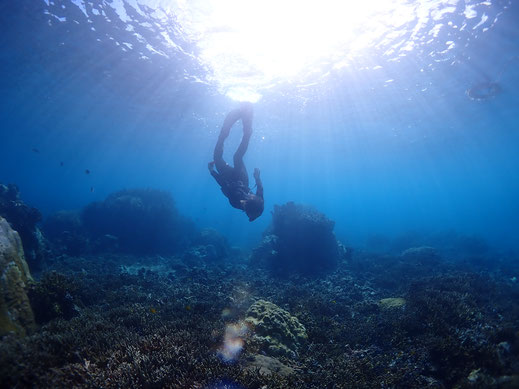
[44,188,198,257]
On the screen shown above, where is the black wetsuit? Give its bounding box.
[210,110,261,209]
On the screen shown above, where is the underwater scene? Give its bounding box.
[1,0,519,388]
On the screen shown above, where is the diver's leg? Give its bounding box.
[213,136,226,172]
[233,125,252,187]
[233,103,253,168]
[213,108,243,172]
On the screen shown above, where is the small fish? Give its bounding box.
[150,307,157,314]
[185,305,192,311]
[60,161,64,167]
[90,187,94,193]
[85,169,90,175]
[32,148,40,153]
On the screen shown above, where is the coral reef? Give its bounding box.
[81,189,197,255]
[0,183,47,270]
[0,216,35,336]
[0,227,517,388]
[245,299,307,359]
[251,202,342,277]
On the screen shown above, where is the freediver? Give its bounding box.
[208,102,264,222]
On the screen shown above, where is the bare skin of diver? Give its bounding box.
[208,103,264,222]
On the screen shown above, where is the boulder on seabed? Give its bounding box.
[0,216,35,336]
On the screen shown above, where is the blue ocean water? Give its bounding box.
[1,0,518,251]
[3,2,519,387]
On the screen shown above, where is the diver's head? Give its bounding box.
[242,196,264,222]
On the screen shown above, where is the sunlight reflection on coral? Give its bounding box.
[218,321,250,362]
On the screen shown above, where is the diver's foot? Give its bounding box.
[240,102,253,130]
[240,101,253,116]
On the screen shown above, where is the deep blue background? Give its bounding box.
[1,0,518,250]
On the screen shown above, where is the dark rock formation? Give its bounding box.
[0,183,47,270]
[251,202,342,277]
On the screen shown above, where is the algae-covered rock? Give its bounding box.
[0,216,35,336]
[379,297,406,310]
[244,354,295,376]
[245,299,307,359]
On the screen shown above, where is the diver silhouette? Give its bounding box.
[467,55,518,101]
[208,102,264,222]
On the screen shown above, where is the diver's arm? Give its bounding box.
[208,162,224,186]
[253,168,263,199]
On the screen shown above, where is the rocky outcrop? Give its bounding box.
[0,184,47,270]
[0,217,35,336]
